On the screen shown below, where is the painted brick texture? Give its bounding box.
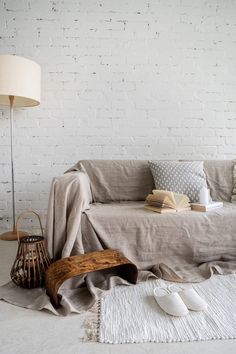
[0,0,236,231]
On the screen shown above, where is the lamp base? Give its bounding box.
[0,230,29,241]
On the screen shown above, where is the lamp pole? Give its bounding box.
[9,95,16,231]
[0,97,28,240]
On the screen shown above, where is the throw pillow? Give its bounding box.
[148,160,207,202]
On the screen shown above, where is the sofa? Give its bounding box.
[46,159,236,283]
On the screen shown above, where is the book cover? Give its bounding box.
[144,205,191,214]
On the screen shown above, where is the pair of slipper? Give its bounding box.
[153,285,207,317]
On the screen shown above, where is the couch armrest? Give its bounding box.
[46,171,92,260]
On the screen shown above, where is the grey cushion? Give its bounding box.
[78,160,155,202]
[203,160,234,202]
[149,160,207,202]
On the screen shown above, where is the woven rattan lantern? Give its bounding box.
[10,210,51,289]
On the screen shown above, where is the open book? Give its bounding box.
[145,190,191,213]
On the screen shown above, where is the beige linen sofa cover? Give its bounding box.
[47,160,236,284]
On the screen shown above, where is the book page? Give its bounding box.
[173,193,190,208]
[152,190,176,208]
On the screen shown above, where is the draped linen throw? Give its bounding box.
[46,170,92,259]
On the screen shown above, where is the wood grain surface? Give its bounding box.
[45,249,138,307]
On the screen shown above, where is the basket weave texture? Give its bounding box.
[10,210,51,289]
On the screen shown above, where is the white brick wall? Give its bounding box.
[0,0,236,231]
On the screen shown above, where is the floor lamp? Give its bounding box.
[0,55,41,241]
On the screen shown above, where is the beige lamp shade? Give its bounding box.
[0,54,41,107]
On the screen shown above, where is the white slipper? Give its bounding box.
[168,285,207,311]
[153,287,189,317]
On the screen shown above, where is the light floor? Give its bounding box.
[0,240,235,354]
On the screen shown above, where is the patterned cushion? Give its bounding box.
[148,161,207,202]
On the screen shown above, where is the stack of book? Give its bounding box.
[145,190,191,214]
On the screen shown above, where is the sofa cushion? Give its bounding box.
[78,160,155,202]
[149,161,207,202]
[204,160,234,202]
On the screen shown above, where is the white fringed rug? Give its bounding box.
[96,274,236,344]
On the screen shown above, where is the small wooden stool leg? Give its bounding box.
[45,249,138,307]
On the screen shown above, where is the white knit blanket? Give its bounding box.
[97,275,236,344]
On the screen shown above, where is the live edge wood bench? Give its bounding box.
[45,249,138,308]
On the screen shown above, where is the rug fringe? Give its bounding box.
[82,300,101,342]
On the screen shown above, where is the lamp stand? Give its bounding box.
[0,96,28,241]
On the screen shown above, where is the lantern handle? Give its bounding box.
[16,209,44,243]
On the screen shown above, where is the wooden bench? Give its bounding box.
[45,249,138,307]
